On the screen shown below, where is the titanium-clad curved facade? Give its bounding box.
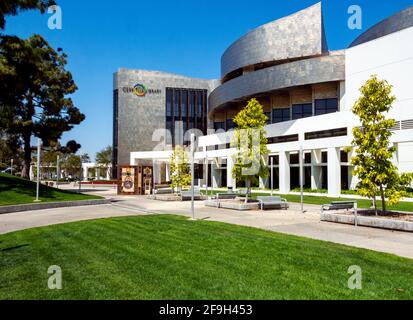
[210,53,345,116]
[210,2,344,119]
[221,2,327,79]
[349,6,413,48]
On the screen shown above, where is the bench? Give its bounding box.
[257,196,289,210]
[181,188,202,201]
[321,201,356,213]
[215,193,238,200]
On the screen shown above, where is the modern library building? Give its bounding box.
[112,2,413,196]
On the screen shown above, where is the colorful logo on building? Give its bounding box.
[133,83,147,97]
[122,84,162,96]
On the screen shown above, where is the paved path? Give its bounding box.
[1,186,412,260]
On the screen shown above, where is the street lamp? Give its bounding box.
[190,133,196,220]
[299,146,304,213]
[34,138,41,202]
[270,156,274,196]
[56,155,60,188]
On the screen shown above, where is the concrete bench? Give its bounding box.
[154,187,173,195]
[257,196,289,210]
[321,201,356,212]
[215,193,238,200]
[181,188,202,201]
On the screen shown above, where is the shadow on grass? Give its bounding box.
[1,244,29,252]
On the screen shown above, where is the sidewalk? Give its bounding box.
[1,187,412,260]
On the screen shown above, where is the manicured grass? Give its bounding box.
[0,215,412,300]
[0,173,102,206]
[203,190,413,212]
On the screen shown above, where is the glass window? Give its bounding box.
[181,91,187,117]
[226,119,235,130]
[197,91,203,116]
[292,103,312,120]
[166,88,173,116]
[214,122,225,131]
[273,108,291,123]
[174,89,180,118]
[189,91,195,117]
[315,98,338,115]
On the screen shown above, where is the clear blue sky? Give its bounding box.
[3,0,412,160]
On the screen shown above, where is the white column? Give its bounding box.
[212,159,221,188]
[311,149,322,190]
[259,156,269,189]
[327,147,341,197]
[96,167,100,180]
[83,166,88,181]
[165,163,170,182]
[348,148,358,190]
[279,151,290,194]
[227,156,235,190]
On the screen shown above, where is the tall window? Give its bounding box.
[214,122,225,131]
[273,108,291,123]
[226,119,235,130]
[315,98,338,115]
[292,103,312,120]
[166,87,208,146]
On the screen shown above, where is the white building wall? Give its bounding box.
[345,27,413,119]
[346,26,413,176]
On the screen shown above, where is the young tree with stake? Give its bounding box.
[349,75,413,214]
[232,98,269,203]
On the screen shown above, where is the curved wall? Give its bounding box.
[210,52,345,116]
[349,6,413,47]
[221,2,327,79]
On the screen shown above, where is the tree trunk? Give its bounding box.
[21,133,32,179]
[380,185,386,213]
[373,196,378,216]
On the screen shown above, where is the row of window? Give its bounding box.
[214,98,339,130]
[166,88,208,145]
[270,150,349,166]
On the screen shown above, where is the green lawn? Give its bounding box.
[0,215,412,300]
[0,173,102,206]
[203,190,413,212]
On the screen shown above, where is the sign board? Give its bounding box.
[117,165,153,195]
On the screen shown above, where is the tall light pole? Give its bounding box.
[299,146,304,213]
[34,138,41,202]
[270,156,274,196]
[56,155,60,188]
[10,159,13,176]
[190,133,195,220]
[78,151,82,193]
[205,154,209,197]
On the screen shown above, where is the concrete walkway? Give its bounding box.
[1,186,412,260]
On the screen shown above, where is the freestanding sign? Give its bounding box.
[117,165,153,195]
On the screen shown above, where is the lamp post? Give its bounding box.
[56,155,60,188]
[270,156,274,196]
[299,146,304,213]
[79,152,82,193]
[34,138,41,202]
[10,159,13,176]
[190,133,195,220]
[205,154,209,198]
